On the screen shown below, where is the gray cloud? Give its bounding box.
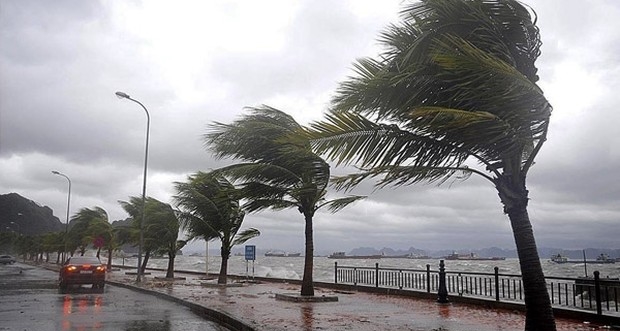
[1,0,619,253]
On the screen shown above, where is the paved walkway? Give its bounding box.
[106,269,613,331]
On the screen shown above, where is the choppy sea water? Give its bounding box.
[112,255,620,282]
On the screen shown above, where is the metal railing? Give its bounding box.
[334,262,619,316]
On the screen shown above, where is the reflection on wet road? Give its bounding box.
[0,263,229,331]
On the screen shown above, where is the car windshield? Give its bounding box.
[66,257,102,265]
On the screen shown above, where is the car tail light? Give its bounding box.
[66,266,77,272]
[95,265,105,272]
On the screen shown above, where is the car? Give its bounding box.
[0,255,16,264]
[59,256,106,292]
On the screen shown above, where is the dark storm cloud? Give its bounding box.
[1,0,619,252]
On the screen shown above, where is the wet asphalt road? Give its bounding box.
[0,262,229,331]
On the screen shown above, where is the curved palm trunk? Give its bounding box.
[508,206,556,330]
[166,249,176,279]
[219,246,230,284]
[301,212,314,296]
[106,248,113,270]
[141,250,151,274]
[497,176,556,331]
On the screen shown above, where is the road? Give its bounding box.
[0,262,230,331]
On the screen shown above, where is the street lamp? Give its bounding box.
[52,171,71,263]
[115,91,150,283]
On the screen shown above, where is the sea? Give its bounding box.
[112,255,620,282]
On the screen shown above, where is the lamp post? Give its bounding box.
[115,91,150,283]
[52,171,71,263]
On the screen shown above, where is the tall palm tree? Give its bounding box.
[68,207,109,257]
[144,200,183,278]
[87,218,116,268]
[305,1,554,329]
[174,171,260,284]
[119,196,180,274]
[204,106,365,295]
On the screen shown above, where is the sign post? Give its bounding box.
[245,245,256,281]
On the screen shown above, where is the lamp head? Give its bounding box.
[52,170,60,175]
[115,91,130,99]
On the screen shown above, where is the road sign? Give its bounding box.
[245,245,256,261]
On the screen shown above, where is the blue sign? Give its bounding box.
[245,245,256,261]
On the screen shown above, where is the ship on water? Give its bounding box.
[550,253,615,264]
[264,250,301,257]
[442,252,506,261]
[328,252,382,259]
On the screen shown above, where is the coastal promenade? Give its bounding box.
[105,268,613,331]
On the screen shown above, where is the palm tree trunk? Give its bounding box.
[301,212,314,296]
[141,250,150,273]
[106,249,113,270]
[166,249,176,279]
[218,246,230,284]
[497,174,556,331]
[508,205,556,331]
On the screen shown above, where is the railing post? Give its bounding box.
[426,264,431,293]
[437,260,449,303]
[594,271,602,315]
[375,263,379,288]
[334,262,338,284]
[494,266,500,302]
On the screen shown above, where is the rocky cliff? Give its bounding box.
[0,193,64,235]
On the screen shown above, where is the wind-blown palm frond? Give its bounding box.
[174,171,258,284]
[232,228,261,246]
[204,105,364,295]
[306,0,556,327]
[318,196,366,213]
[310,0,550,186]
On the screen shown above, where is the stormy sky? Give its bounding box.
[1,0,619,254]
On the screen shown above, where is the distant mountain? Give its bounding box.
[0,193,64,236]
[349,246,430,257]
[344,246,620,259]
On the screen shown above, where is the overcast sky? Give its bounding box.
[1,0,619,254]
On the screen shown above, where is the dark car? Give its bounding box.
[0,255,16,264]
[59,256,106,292]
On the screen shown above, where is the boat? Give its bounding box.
[264,251,301,257]
[550,254,568,263]
[550,253,615,264]
[407,254,432,259]
[442,252,506,261]
[595,253,615,264]
[328,252,382,259]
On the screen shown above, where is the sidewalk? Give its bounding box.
[106,269,611,331]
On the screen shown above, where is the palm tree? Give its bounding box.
[68,207,109,256]
[119,196,180,275]
[86,218,117,268]
[204,106,364,295]
[174,171,260,284]
[306,1,554,329]
[143,199,183,278]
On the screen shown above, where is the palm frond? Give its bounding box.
[318,195,366,213]
[232,228,261,246]
[307,110,470,170]
[242,199,299,214]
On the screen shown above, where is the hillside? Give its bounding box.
[0,192,64,235]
